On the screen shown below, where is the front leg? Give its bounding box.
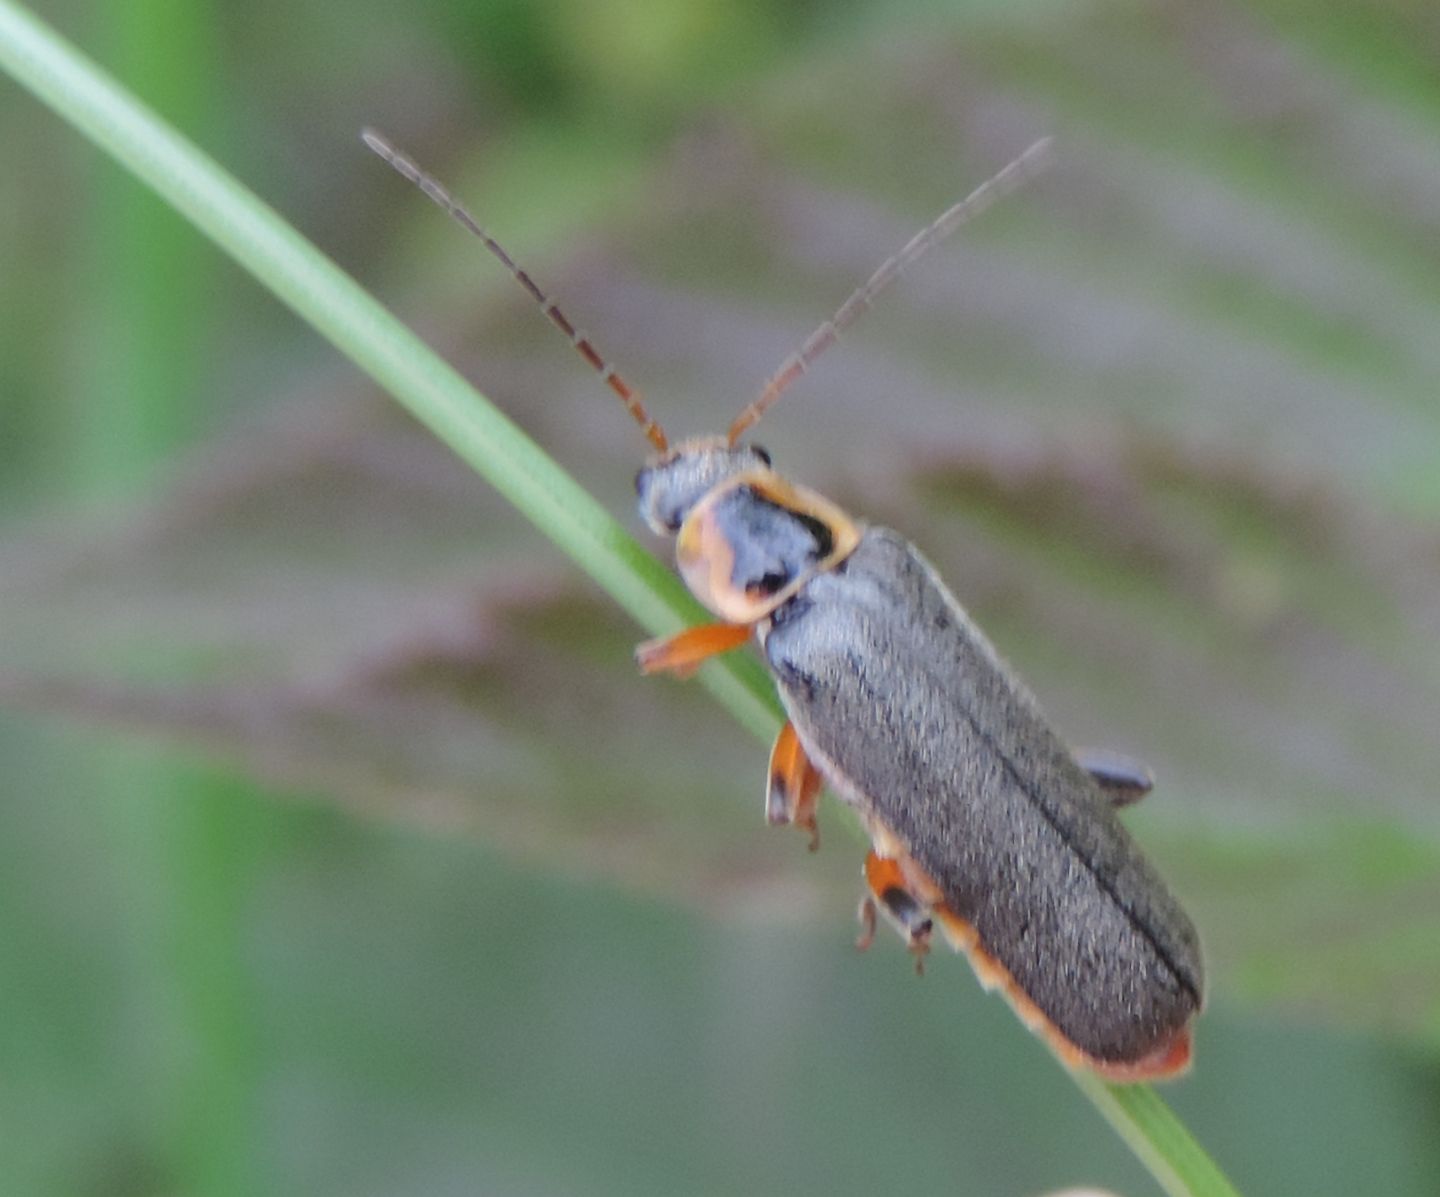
[635,622,752,678]
[766,720,823,850]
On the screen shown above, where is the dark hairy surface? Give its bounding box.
[762,529,1203,1063]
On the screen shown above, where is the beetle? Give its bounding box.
[363,131,1204,1081]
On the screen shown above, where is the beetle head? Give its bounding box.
[634,438,772,537]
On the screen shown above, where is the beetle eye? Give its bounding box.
[751,444,772,467]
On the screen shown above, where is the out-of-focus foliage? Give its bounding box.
[2,0,1439,1194]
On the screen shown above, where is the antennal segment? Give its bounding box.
[362,129,669,454]
[727,137,1054,446]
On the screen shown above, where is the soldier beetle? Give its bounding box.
[364,130,1203,1081]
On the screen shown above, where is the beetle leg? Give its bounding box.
[635,622,752,678]
[766,720,823,850]
[856,895,878,952]
[861,851,934,975]
[1073,747,1154,807]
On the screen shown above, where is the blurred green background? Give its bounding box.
[3,0,1440,1193]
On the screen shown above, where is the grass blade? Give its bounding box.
[1076,1073,1242,1197]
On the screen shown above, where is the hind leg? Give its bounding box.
[1073,747,1154,807]
[856,851,933,974]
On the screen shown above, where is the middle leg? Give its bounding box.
[766,720,823,850]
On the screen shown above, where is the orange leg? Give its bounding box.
[765,720,823,850]
[635,622,752,678]
[859,850,933,975]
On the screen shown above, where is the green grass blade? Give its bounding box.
[1076,1073,1243,1197]
[0,2,1243,1192]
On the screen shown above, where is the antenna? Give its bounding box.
[726,137,1054,446]
[362,129,670,454]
